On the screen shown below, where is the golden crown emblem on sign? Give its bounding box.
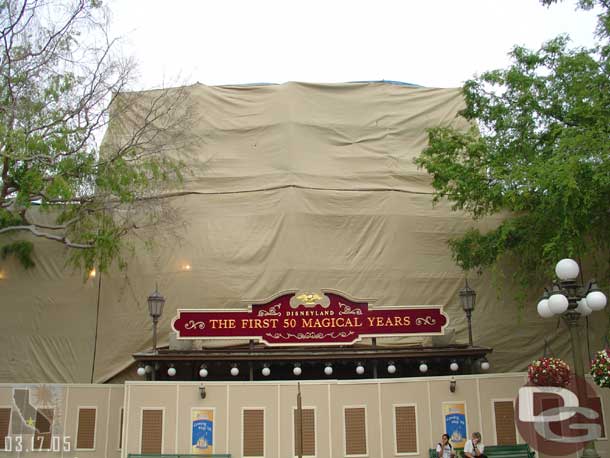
[296,293,323,305]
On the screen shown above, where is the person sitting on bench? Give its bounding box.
[436,433,455,458]
[464,432,485,458]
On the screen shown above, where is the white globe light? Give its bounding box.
[548,293,569,314]
[167,367,176,377]
[450,362,459,372]
[537,299,554,318]
[199,368,208,378]
[230,366,239,377]
[576,298,592,316]
[137,366,146,376]
[555,258,580,281]
[293,366,302,376]
[144,365,152,374]
[419,363,428,373]
[324,365,333,376]
[387,364,397,374]
[356,365,365,375]
[261,367,271,377]
[586,291,607,311]
[481,361,490,371]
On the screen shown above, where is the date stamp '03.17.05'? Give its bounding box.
[4,435,73,453]
[6,385,74,454]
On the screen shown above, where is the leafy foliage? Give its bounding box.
[0,0,192,273]
[1,240,33,268]
[416,0,610,284]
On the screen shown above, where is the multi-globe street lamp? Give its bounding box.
[536,258,607,458]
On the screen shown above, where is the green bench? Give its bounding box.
[429,444,535,458]
[429,447,463,457]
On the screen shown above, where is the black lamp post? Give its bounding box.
[459,279,476,346]
[536,259,607,458]
[147,285,166,354]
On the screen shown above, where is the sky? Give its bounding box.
[107,0,601,90]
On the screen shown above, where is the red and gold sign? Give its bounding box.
[172,290,448,346]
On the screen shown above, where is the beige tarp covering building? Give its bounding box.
[1,82,607,383]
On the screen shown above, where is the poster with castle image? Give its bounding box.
[191,408,214,455]
[442,402,467,448]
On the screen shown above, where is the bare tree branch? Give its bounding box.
[0,224,92,248]
[0,0,195,271]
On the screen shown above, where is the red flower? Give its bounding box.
[590,349,610,389]
[528,357,571,387]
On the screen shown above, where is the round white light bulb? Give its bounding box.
[293,366,302,376]
[230,366,239,377]
[262,367,271,377]
[419,363,428,373]
[586,291,607,311]
[548,293,569,314]
[450,362,459,372]
[137,366,146,376]
[387,364,397,374]
[555,258,580,281]
[324,365,333,376]
[145,365,152,374]
[481,361,490,371]
[356,365,365,375]
[537,299,554,318]
[575,298,592,316]
[199,368,208,378]
[167,367,176,377]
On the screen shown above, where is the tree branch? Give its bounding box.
[0,224,92,248]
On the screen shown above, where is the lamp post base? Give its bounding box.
[564,313,600,458]
[580,442,600,458]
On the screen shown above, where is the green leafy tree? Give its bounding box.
[415,0,610,287]
[0,0,191,273]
